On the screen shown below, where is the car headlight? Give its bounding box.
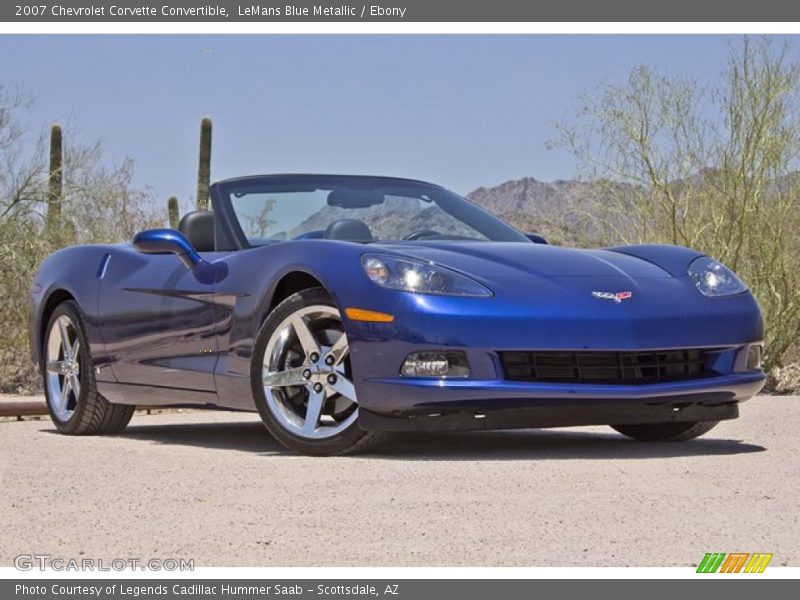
[361,254,492,297]
[687,256,747,297]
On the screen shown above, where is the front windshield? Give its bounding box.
[223,176,529,245]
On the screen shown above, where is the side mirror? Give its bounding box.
[526,233,548,245]
[133,229,202,268]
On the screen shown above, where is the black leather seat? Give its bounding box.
[324,219,373,242]
[178,211,215,252]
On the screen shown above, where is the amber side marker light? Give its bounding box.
[345,308,395,322]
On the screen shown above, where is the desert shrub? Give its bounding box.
[0,84,161,392]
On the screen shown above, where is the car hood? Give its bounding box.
[370,241,680,281]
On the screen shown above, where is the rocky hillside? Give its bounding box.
[466,177,616,246]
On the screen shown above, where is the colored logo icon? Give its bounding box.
[697,552,773,573]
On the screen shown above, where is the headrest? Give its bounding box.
[324,219,374,242]
[178,211,215,252]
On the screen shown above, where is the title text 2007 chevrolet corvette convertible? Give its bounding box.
[29,174,765,454]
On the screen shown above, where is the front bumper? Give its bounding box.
[342,283,765,432]
[356,371,765,431]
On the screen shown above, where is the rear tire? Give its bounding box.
[42,301,134,435]
[611,420,719,442]
[251,287,394,456]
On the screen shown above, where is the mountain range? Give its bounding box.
[466,177,611,245]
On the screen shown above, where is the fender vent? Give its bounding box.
[499,349,714,384]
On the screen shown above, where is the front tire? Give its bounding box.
[611,420,720,442]
[43,301,134,435]
[251,287,393,455]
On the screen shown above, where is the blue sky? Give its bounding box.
[0,35,789,208]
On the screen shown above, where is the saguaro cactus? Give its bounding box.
[47,124,63,232]
[167,196,180,229]
[196,117,212,211]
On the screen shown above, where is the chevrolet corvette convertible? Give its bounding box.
[29,174,765,455]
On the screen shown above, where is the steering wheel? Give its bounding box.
[403,229,441,241]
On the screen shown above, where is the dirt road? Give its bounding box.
[1,395,797,567]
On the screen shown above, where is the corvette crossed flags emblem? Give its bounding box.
[592,291,633,303]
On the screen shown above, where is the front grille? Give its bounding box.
[499,349,714,384]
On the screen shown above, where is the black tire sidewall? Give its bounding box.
[612,420,719,442]
[42,301,95,434]
[250,287,370,455]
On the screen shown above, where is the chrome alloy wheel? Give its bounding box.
[262,305,358,440]
[45,315,81,421]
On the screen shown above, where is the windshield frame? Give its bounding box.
[215,174,531,248]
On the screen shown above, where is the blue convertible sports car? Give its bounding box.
[29,174,765,455]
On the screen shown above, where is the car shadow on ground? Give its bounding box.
[47,419,767,461]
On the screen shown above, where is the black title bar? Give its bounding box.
[5,579,799,599]
[4,0,800,22]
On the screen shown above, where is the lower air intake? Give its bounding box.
[499,349,715,384]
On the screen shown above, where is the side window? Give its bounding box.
[232,191,328,244]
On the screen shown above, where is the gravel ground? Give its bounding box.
[0,395,797,567]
